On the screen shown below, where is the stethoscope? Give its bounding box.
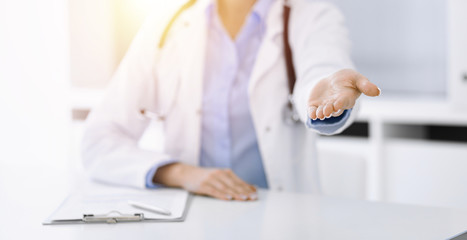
[140,0,301,125]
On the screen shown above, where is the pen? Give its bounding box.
[127,200,172,216]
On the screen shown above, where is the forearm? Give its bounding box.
[152,162,187,188]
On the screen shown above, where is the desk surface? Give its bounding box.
[1,164,467,240]
[7,189,467,239]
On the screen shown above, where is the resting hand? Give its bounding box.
[153,163,257,201]
[308,69,380,120]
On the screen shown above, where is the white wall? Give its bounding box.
[0,0,70,166]
[448,0,467,107]
[327,0,447,96]
[0,0,71,213]
[68,0,163,89]
[0,1,73,238]
[68,0,116,89]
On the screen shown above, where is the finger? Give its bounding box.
[333,97,346,112]
[224,170,257,200]
[209,177,238,200]
[356,76,381,97]
[228,178,255,201]
[331,108,343,117]
[333,95,356,111]
[218,172,251,201]
[225,169,256,193]
[213,172,246,200]
[248,186,258,200]
[323,102,334,118]
[199,184,232,201]
[308,106,318,120]
[316,105,325,120]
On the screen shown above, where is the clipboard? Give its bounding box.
[43,188,191,225]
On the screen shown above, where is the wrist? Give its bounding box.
[153,162,186,188]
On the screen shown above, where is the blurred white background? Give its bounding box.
[0,1,71,238]
[1,3,467,236]
[330,0,447,95]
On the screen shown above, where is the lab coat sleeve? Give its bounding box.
[306,109,351,135]
[81,5,178,189]
[290,1,359,135]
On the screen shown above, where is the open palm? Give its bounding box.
[308,69,380,120]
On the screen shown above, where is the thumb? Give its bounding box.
[356,76,381,97]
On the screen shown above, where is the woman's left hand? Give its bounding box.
[307,69,381,120]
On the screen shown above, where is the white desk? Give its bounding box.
[1,162,466,240]
[6,191,467,239]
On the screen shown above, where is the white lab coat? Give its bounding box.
[82,0,358,193]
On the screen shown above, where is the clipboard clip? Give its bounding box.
[83,211,144,224]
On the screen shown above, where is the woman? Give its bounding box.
[82,0,380,201]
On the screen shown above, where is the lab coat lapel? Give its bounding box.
[249,0,284,96]
[176,3,208,166]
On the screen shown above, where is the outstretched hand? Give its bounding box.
[308,69,381,120]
